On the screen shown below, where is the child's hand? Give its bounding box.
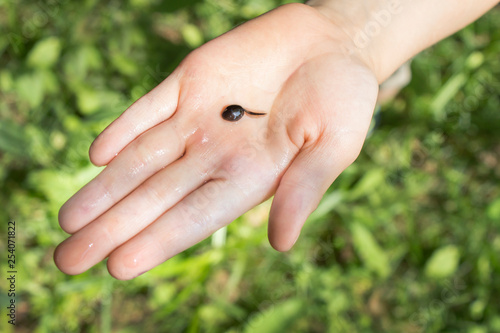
[54,3,378,280]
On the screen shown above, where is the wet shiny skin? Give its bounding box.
[53,3,379,280]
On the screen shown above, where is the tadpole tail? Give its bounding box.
[244,110,267,116]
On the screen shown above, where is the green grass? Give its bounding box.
[1,1,499,332]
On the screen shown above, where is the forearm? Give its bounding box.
[307,0,499,82]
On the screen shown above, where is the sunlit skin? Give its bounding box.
[54,0,498,280]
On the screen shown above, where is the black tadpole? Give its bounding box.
[222,105,266,122]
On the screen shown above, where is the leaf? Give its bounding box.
[27,165,102,210]
[347,168,386,201]
[182,24,204,48]
[243,299,304,333]
[73,83,126,116]
[424,245,460,279]
[241,0,276,19]
[39,69,60,94]
[110,53,138,77]
[154,0,201,12]
[0,120,29,156]
[0,70,14,91]
[63,45,103,80]
[76,87,102,114]
[15,72,44,108]
[465,51,484,70]
[309,191,343,222]
[430,73,467,120]
[351,222,391,278]
[487,197,500,220]
[27,37,62,68]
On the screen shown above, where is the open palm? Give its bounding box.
[54,3,378,280]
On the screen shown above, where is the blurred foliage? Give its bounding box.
[1,0,500,332]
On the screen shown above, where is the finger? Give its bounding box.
[59,119,186,234]
[268,65,376,251]
[54,151,212,275]
[89,72,181,166]
[106,178,264,280]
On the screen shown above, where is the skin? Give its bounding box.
[54,0,498,280]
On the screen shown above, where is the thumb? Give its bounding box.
[268,129,367,252]
[267,56,379,251]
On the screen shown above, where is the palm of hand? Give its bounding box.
[54,3,378,280]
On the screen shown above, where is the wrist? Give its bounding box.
[307,0,499,83]
[306,0,399,82]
